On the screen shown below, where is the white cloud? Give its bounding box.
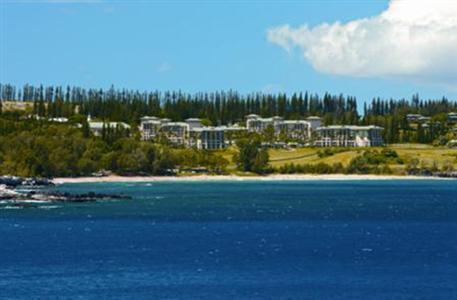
[267,0,457,87]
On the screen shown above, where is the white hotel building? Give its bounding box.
[314,125,384,147]
[140,117,232,150]
[246,114,321,141]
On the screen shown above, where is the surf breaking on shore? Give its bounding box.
[52,174,449,184]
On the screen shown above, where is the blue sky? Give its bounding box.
[1,0,456,104]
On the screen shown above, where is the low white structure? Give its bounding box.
[407,114,430,123]
[49,117,68,123]
[447,139,457,148]
[315,125,384,147]
[89,121,131,136]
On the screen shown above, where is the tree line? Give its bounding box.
[1,83,457,145]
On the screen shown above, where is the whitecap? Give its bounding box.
[38,205,61,210]
[2,206,23,210]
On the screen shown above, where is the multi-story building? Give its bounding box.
[246,114,321,142]
[246,114,283,133]
[276,120,310,140]
[139,116,163,141]
[159,122,190,145]
[190,127,225,150]
[140,116,233,150]
[305,116,322,129]
[314,125,384,147]
[185,118,203,130]
[219,124,247,146]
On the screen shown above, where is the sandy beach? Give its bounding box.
[52,174,448,184]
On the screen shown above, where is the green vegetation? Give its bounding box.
[267,146,457,175]
[233,137,270,174]
[2,84,457,145]
[1,84,457,177]
[0,114,229,177]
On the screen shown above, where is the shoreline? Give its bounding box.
[52,174,451,184]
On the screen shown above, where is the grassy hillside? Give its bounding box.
[267,144,457,174]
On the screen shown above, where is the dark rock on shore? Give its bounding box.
[26,191,132,203]
[0,185,131,204]
[0,176,54,188]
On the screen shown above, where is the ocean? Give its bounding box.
[1,180,457,299]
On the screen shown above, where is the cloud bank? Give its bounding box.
[267,0,457,87]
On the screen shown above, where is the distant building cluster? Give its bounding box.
[139,115,385,149]
[407,112,457,123]
[27,112,386,149]
[140,117,244,150]
[406,114,431,123]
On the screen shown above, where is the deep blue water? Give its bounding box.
[1,180,457,299]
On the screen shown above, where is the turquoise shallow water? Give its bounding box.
[1,180,457,299]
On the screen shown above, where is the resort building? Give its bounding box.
[185,118,203,130]
[218,124,246,146]
[305,116,322,130]
[448,112,457,122]
[246,114,284,133]
[314,125,384,147]
[245,114,321,142]
[139,116,163,141]
[407,114,430,123]
[140,116,241,150]
[190,127,225,150]
[159,122,190,145]
[276,120,311,140]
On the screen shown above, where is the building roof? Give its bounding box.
[161,122,188,127]
[217,125,247,131]
[190,126,225,132]
[140,116,160,121]
[316,125,383,131]
[282,120,308,124]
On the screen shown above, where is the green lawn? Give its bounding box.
[264,144,457,174]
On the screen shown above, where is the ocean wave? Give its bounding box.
[1,206,23,210]
[38,205,61,210]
